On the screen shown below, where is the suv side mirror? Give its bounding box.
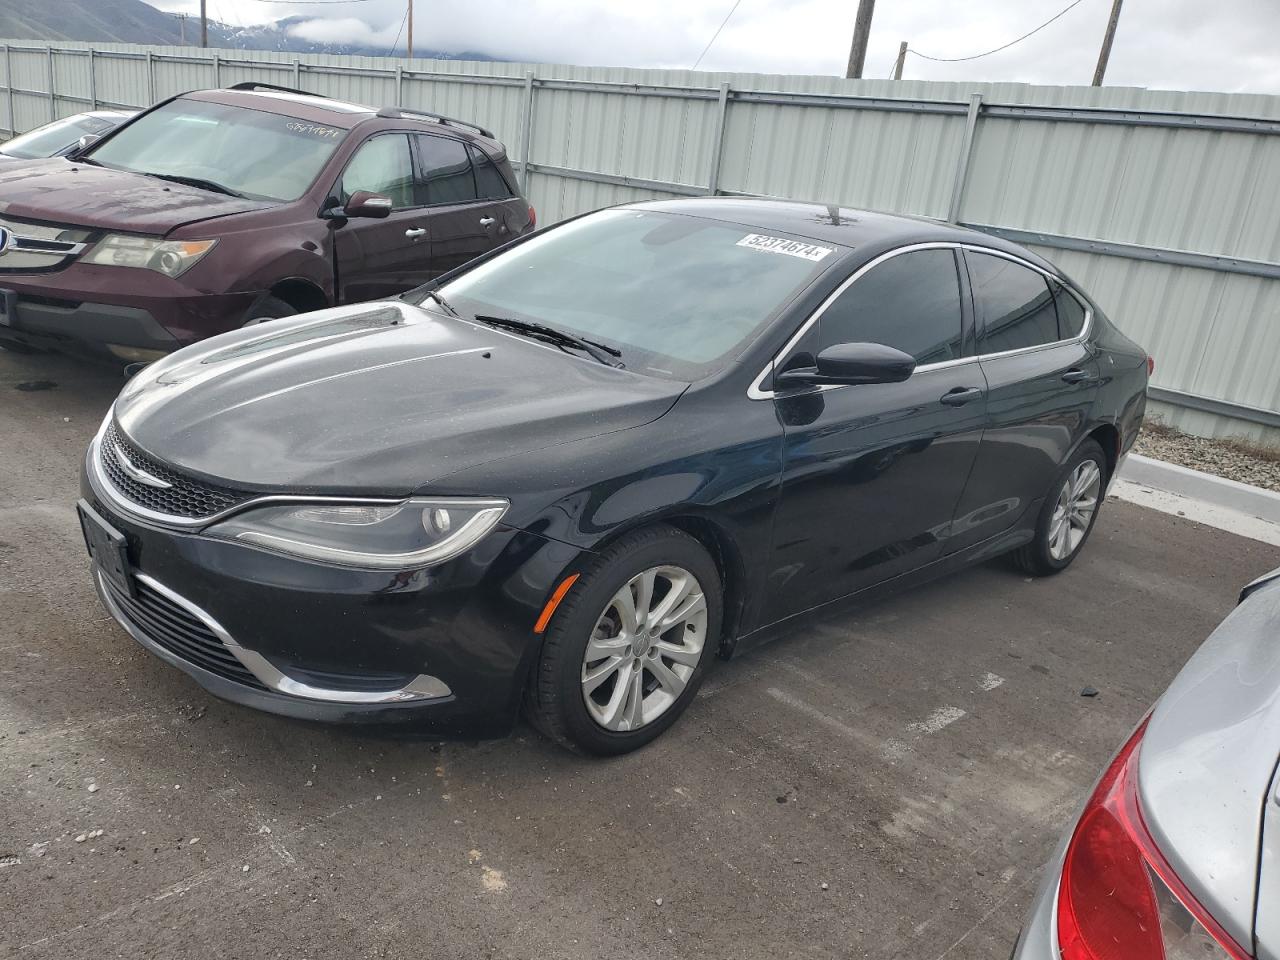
[339,191,393,220]
[775,342,916,388]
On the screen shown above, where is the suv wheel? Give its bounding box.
[241,295,298,327]
[525,525,721,755]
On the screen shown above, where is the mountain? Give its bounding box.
[0,0,495,60]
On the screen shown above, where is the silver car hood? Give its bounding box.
[1138,574,1280,953]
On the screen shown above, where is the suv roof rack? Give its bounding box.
[227,81,318,97]
[375,106,494,139]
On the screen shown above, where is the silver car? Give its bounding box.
[1014,566,1280,960]
[0,109,135,163]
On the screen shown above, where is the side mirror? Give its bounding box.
[775,342,916,388]
[328,190,393,220]
[66,133,100,158]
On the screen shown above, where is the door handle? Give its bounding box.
[404,227,426,239]
[479,217,496,226]
[1061,368,1097,384]
[940,386,984,407]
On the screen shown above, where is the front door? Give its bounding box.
[332,132,434,303]
[761,247,988,626]
[945,250,1100,555]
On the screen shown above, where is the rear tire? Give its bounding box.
[525,524,722,755]
[241,295,298,327]
[1011,438,1107,576]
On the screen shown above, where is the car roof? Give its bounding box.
[630,197,1060,274]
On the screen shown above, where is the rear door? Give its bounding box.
[761,246,988,625]
[943,249,1099,555]
[331,132,435,303]
[413,133,507,277]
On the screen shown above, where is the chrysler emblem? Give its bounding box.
[115,443,173,489]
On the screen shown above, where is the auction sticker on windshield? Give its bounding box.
[736,234,834,261]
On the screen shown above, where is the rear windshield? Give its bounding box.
[1,114,117,159]
[417,209,836,380]
[87,98,347,202]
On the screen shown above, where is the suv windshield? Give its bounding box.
[417,209,836,380]
[87,98,347,202]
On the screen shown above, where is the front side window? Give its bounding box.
[87,98,347,202]
[416,209,835,380]
[818,249,963,365]
[416,135,477,205]
[341,134,414,208]
[968,252,1059,353]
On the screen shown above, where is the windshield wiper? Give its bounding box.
[473,315,623,367]
[149,173,245,199]
[422,290,461,318]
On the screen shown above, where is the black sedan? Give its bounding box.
[79,199,1149,754]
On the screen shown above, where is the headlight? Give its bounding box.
[84,234,217,278]
[206,497,509,569]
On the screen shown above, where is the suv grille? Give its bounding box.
[102,575,266,690]
[0,214,94,272]
[100,422,251,520]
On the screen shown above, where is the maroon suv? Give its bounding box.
[0,82,533,362]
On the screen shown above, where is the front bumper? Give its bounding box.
[80,464,582,735]
[0,266,256,359]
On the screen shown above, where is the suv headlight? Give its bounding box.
[84,235,217,278]
[207,498,509,569]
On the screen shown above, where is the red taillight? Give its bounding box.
[1147,355,1155,376]
[1057,718,1252,960]
[528,204,537,229]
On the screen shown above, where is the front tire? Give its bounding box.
[525,525,722,755]
[1011,439,1106,576]
[241,295,298,327]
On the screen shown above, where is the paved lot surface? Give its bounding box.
[3,347,1279,960]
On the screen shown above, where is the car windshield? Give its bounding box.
[417,209,837,380]
[86,99,347,202]
[1,114,117,159]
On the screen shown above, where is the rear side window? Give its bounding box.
[1053,282,1088,339]
[968,252,1059,353]
[341,134,414,208]
[416,134,477,204]
[818,249,963,365]
[469,144,513,200]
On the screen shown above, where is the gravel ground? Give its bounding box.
[1134,421,1280,493]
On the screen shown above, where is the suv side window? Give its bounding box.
[818,248,963,365]
[340,134,414,208]
[415,134,478,205]
[968,252,1058,353]
[1052,281,1088,339]
[469,144,513,200]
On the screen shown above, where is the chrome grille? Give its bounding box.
[0,215,93,272]
[100,422,252,520]
[102,575,266,690]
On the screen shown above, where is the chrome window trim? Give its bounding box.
[747,241,1094,401]
[96,568,451,704]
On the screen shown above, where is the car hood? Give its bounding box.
[1138,572,1280,952]
[0,159,269,233]
[113,301,685,495]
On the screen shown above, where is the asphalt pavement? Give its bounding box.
[3,347,1278,960]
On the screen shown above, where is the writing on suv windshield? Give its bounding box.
[86,99,348,202]
[420,209,835,381]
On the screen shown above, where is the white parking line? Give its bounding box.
[908,706,967,736]
[978,672,1006,691]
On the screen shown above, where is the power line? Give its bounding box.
[907,0,1089,63]
[691,0,744,71]
[244,0,381,4]
[388,6,409,58]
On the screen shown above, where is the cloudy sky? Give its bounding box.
[147,0,1280,94]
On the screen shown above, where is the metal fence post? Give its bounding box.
[947,93,983,223]
[46,46,55,120]
[88,47,97,109]
[705,81,731,195]
[519,70,535,189]
[3,45,12,135]
[213,52,221,88]
[293,59,301,88]
[395,63,403,104]
[145,50,154,105]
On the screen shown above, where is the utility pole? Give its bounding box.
[200,0,208,48]
[892,40,907,80]
[173,12,188,45]
[407,0,414,60]
[845,0,875,79]
[1092,0,1124,86]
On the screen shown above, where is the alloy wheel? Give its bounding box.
[1048,459,1101,561]
[580,565,707,732]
